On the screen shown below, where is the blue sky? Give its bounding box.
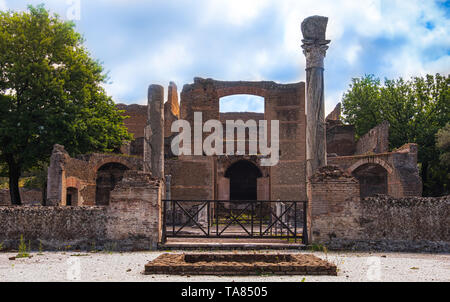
[1,0,449,114]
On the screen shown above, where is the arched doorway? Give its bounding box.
[352,163,388,198]
[95,163,129,205]
[66,187,78,206]
[225,160,262,200]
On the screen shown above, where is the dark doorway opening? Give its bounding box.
[352,164,388,198]
[95,163,129,205]
[66,187,78,206]
[225,160,262,200]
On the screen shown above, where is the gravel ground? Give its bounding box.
[0,250,449,282]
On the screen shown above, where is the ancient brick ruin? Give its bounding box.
[0,16,446,252]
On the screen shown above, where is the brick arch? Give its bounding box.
[348,157,393,175]
[93,157,136,173]
[216,86,268,99]
[218,156,270,178]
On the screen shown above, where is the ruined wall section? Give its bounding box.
[0,189,42,206]
[326,122,356,156]
[165,156,215,200]
[0,206,108,250]
[356,121,390,155]
[328,143,422,197]
[116,104,147,139]
[267,83,307,201]
[46,145,142,206]
[116,104,147,156]
[0,170,163,251]
[107,170,162,250]
[308,166,448,252]
[179,78,307,201]
[307,166,363,243]
[164,82,180,138]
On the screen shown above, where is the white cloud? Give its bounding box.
[5,0,449,113]
[0,0,7,10]
[104,37,193,103]
[202,0,271,26]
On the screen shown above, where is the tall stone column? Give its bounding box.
[144,85,165,179]
[302,16,330,178]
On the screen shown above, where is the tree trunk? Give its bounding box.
[7,158,22,205]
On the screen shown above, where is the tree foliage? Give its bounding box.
[342,74,450,196]
[437,123,450,167]
[0,6,131,204]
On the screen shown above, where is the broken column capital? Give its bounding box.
[301,41,330,69]
[301,16,331,69]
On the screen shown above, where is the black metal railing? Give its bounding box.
[162,200,308,244]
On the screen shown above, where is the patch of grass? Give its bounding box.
[37,241,44,255]
[0,241,4,251]
[309,243,329,261]
[71,254,90,257]
[103,243,117,254]
[90,241,98,253]
[16,235,31,259]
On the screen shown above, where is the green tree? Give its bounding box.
[342,74,450,196]
[437,123,450,166]
[0,6,131,205]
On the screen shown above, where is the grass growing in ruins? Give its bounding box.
[309,243,329,261]
[0,242,4,251]
[16,235,31,259]
[37,241,44,255]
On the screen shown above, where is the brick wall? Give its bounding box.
[355,121,390,155]
[0,171,162,251]
[0,206,108,250]
[308,166,362,243]
[308,166,449,252]
[0,188,42,206]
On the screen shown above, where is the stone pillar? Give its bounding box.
[46,144,69,206]
[144,85,165,179]
[107,170,162,250]
[307,166,361,244]
[301,16,330,178]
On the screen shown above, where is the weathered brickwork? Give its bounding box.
[355,120,390,155]
[0,206,108,250]
[0,188,42,206]
[307,166,363,243]
[107,170,162,250]
[308,166,449,252]
[46,145,142,206]
[328,143,422,197]
[0,170,161,251]
[179,78,307,201]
